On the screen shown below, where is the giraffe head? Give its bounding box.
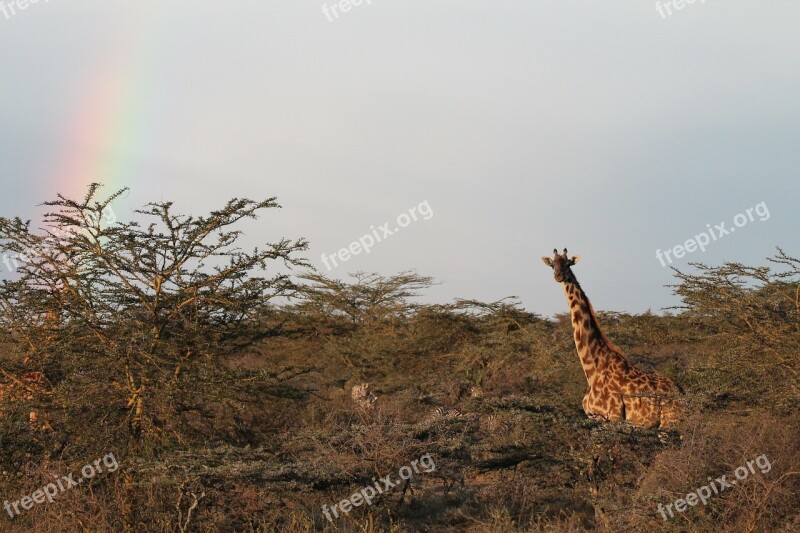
[541,248,580,283]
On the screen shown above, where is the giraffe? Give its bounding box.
[541,248,684,428]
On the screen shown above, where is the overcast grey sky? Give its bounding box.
[1,1,798,315]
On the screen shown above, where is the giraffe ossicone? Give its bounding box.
[541,248,684,428]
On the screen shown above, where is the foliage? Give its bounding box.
[0,188,797,532]
[670,248,800,407]
[0,184,309,443]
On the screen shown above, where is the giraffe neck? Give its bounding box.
[561,276,621,386]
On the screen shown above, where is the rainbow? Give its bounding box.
[45,8,164,208]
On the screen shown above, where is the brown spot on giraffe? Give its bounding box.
[541,248,685,428]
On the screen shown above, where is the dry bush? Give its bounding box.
[0,188,796,531]
[671,248,800,409]
[632,411,800,531]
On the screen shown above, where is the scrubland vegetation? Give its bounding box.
[0,186,797,532]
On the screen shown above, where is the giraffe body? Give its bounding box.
[542,249,683,428]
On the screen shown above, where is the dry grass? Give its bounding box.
[0,189,797,531]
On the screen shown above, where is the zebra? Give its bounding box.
[435,407,464,418]
[429,407,464,421]
[481,413,512,434]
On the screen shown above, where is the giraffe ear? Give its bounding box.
[541,256,553,267]
[571,256,580,265]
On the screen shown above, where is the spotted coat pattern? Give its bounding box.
[543,249,684,428]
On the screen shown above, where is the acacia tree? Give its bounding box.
[670,248,800,406]
[0,184,308,438]
[296,271,434,325]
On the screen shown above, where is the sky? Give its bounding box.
[0,1,798,316]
